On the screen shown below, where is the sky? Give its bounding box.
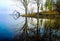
[0,0,25,39]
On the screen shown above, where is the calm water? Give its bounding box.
[0,13,25,41]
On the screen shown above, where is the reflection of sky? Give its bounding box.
[0,0,25,39]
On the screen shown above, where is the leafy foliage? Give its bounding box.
[45,0,53,10]
[40,5,43,10]
[57,0,60,4]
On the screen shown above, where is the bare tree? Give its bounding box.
[19,0,30,41]
[20,0,29,32]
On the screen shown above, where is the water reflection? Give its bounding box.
[13,19,60,41]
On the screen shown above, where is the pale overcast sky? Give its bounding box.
[0,0,25,37]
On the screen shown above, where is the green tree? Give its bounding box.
[40,5,43,10]
[45,0,53,10]
[57,0,60,4]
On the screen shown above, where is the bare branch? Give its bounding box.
[20,0,30,8]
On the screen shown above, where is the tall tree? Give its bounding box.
[20,0,29,41]
[35,0,40,39]
[20,0,29,31]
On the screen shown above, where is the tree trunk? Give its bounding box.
[36,1,40,39]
